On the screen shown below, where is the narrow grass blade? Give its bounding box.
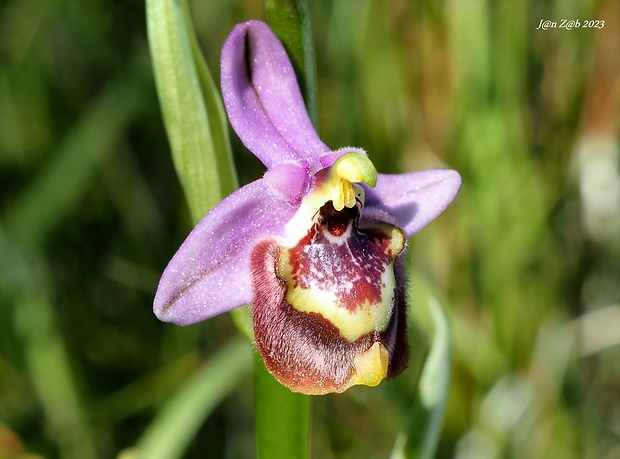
[255,358,310,459]
[146,0,237,222]
[1,55,148,459]
[407,298,451,459]
[184,2,238,202]
[121,338,253,459]
[5,53,148,248]
[11,283,98,459]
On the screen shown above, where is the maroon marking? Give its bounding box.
[250,237,410,394]
[286,202,396,311]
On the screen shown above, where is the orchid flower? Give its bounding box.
[154,20,461,395]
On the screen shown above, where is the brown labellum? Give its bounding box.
[250,202,409,395]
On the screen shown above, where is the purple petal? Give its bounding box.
[263,161,312,206]
[364,169,461,238]
[154,178,297,326]
[221,20,330,170]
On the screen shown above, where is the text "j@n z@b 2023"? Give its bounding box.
[536,19,605,30]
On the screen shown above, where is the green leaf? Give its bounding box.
[255,358,310,459]
[1,55,149,459]
[266,0,319,128]
[5,53,148,248]
[230,306,254,341]
[122,338,253,459]
[12,289,98,459]
[146,0,237,223]
[405,298,451,459]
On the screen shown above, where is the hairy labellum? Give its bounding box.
[252,199,410,394]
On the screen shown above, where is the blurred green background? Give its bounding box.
[1,0,619,458]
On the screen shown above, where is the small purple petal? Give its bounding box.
[263,161,312,206]
[221,20,330,170]
[154,178,296,326]
[364,169,462,238]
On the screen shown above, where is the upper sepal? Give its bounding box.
[221,20,330,170]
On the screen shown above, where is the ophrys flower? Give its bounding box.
[154,20,461,395]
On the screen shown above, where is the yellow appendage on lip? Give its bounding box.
[350,342,389,387]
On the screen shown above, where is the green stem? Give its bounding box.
[255,357,310,459]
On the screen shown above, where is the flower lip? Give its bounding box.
[276,194,405,342]
[350,342,389,387]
